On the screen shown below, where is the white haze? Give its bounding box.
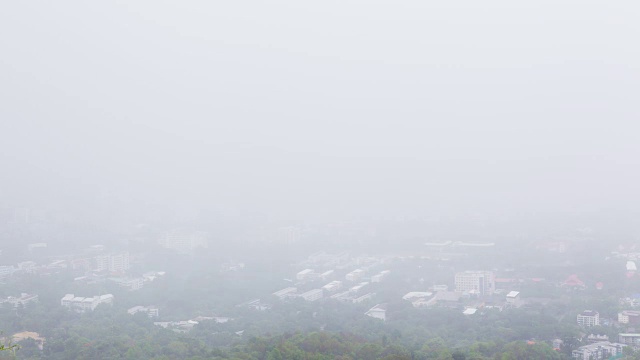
[1,0,639,224]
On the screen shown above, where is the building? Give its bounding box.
[296,269,315,281]
[158,231,208,254]
[365,304,387,321]
[353,293,374,304]
[299,289,323,302]
[577,310,600,327]
[506,291,522,307]
[349,282,369,295]
[95,252,130,273]
[319,270,334,281]
[276,226,301,244]
[321,281,343,293]
[619,333,640,346]
[463,308,478,315]
[346,269,365,282]
[127,306,159,318]
[454,271,495,295]
[619,310,640,324]
[1,293,39,308]
[371,270,390,283]
[572,341,626,360]
[330,291,352,302]
[110,277,144,291]
[272,287,297,300]
[430,284,448,292]
[61,294,114,312]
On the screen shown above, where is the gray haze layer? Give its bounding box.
[1,0,639,224]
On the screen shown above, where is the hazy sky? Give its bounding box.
[1,1,639,222]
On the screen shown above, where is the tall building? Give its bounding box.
[454,271,495,295]
[577,310,600,327]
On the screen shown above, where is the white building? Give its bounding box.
[365,304,387,321]
[272,287,297,300]
[353,293,374,304]
[61,294,114,313]
[158,231,208,254]
[506,291,522,307]
[319,270,334,281]
[17,261,37,274]
[296,269,315,281]
[110,277,144,291]
[346,269,365,282]
[299,289,323,302]
[1,293,39,308]
[371,270,390,283]
[618,310,640,324]
[572,341,625,360]
[454,271,495,295]
[321,281,343,293]
[128,306,159,318]
[95,252,130,273]
[577,310,600,327]
[349,282,369,294]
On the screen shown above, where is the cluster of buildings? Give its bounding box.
[0,293,39,308]
[60,294,114,313]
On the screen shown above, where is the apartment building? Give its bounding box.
[454,271,495,295]
[577,310,600,327]
[95,252,130,273]
[572,341,625,360]
[61,294,114,312]
[619,310,640,324]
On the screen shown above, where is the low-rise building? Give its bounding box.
[321,281,342,293]
[349,282,369,295]
[61,294,114,312]
[371,270,390,283]
[353,293,374,304]
[619,310,640,324]
[319,270,334,281]
[1,293,39,308]
[272,287,297,300]
[346,269,365,282]
[299,289,323,302]
[577,310,600,327]
[571,341,625,360]
[128,306,159,318]
[296,269,315,281]
[506,291,522,308]
[365,304,387,321]
[619,333,640,346]
[110,277,144,291]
